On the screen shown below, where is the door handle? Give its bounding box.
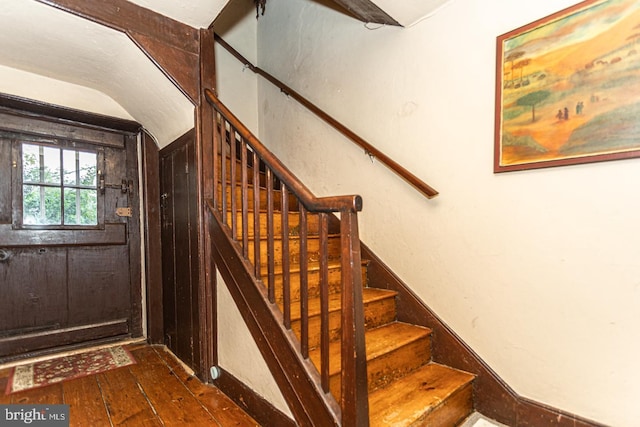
[97,170,133,195]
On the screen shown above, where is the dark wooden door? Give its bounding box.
[0,113,142,361]
[160,130,201,370]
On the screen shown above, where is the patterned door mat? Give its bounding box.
[5,346,136,394]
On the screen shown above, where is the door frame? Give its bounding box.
[0,93,166,359]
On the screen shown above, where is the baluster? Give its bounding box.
[220,120,228,221]
[266,168,275,303]
[212,112,221,210]
[241,137,249,258]
[299,204,308,358]
[230,129,238,240]
[319,212,330,392]
[281,183,291,329]
[253,151,261,279]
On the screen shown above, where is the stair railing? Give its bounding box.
[205,88,369,426]
[214,34,439,200]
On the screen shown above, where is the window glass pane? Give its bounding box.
[23,185,61,225]
[63,150,76,185]
[22,144,41,183]
[63,188,77,224]
[79,189,97,225]
[42,146,60,185]
[22,184,39,224]
[63,150,97,187]
[78,151,97,187]
[64,188,97,225]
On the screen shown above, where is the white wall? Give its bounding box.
[214,0,260,134]
[246,1,638,426]
[216,272,293,417]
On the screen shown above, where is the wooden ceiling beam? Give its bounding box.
[36,0,199,52]
[330,0,400,26]
[35,0,200,104]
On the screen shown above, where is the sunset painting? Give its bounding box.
[495,0,640,171]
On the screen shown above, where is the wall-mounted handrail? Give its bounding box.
[214,33,439,200]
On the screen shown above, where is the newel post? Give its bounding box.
[340,209,369,426]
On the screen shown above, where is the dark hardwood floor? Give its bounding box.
[0,343,260,426]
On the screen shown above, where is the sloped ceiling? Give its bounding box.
[0,0,449,147]
[129,0,454,28]
[0,0,202,147]
[367,0,454,27]
[127,0,228,28]
[126,0,452,28]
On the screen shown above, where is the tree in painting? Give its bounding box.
[516,90,551,123]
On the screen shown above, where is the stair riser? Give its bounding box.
[264,266,368,305]
[220,157,264,186]
[408,383,473,427]
[225,211,321,238]
[368,363,476,426]
[246,236,342,266]
[216,182,299,211]
[329,335,432,401]
[367,337,432,392]
[289,296,397,351]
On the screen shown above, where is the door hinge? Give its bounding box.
[116,207,132,217]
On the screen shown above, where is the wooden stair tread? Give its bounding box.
[309,321,431,376]
[368,363,475,427]
[289,287,397,321]
[365,321,431,360]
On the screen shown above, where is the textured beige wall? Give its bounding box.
[216,272,293,417]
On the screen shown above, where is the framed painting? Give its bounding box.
[494,0,640,172]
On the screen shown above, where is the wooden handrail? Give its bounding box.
[214,33,439,200]
[205,88,362,213]
[205,90,370,425]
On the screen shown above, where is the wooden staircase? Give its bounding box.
[206,91,475,426]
